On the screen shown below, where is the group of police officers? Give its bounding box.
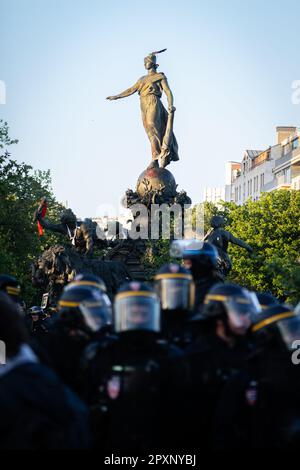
[1,240,300,450]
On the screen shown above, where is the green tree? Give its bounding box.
[226,191,300,304]
[169,194,300,304]
[0,120,64,304]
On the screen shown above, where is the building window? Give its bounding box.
[293,138,299,150]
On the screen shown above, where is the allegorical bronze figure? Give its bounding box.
[205,216,253,276]
[107,49,179,169]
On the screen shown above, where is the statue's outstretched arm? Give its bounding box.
[106,82,139,101]
[228,232,253,253]
[161,78,175,112]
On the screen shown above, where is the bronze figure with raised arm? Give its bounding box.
[107,49,179,169]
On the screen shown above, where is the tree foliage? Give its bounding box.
[0,120,64,304]
[196,195,300,305]
[225,192,300,304]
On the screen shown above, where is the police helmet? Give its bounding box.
[67,273,107,293]
[0,274,21,303]
[114,282,160,334]
[256,292,280,311]
[252,304,299,351]
[154,264,195,312]
[58,284,112,333]
[202,283,261,335]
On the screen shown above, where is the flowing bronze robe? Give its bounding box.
[137,73,179,165]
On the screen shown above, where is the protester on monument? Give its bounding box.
[81,281,190,451]
[184,282,260,448]
[0,292,90,450]
[213,304,300,449]
[154,263,196,348]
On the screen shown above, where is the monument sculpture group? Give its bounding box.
[32,48,252,306]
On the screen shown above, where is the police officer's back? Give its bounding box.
[154,264,196,348]
[44,281,112,394]
[214,305,300,449]
[0,292,90,450]
[83,282,189,451]
[171,240,222,310]
[184,283,259,448]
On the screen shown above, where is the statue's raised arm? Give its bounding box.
[106,82,139,101]
[106,48,179,169]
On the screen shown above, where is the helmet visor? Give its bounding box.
[114,296,160,333]
[155,278,195,311]
[79,294,112,332]
[277,315,300,351]
[224,292,261,335]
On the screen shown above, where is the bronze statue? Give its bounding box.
[205,216,253,276]
[107,49,179,169]
[31,245,131,307]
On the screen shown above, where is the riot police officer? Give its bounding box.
[154,263,195,348]
[184,282,260,448]
[82,281,189,451]
[0,292,90,449]
[214,304,300,449]
[44,283,112,394]
[26,306,51,340]
[65,273,113,336]
[0,274,24,314]
[171,240,222,310]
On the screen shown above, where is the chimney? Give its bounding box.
[276,126,297,145]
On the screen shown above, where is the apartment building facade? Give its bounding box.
[230,127,299,205]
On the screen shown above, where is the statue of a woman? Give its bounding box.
[107,49,179,169]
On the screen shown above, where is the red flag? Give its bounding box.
[37,199,47,236]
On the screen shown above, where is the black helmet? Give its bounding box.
[27,306,45,318]
[170,240,218,278]
[67,273,107,293]
[58,284,112,333]
[202,283,261,335]
[256,292,280,310]
[154,264,195,312]
[211,215,226,229]
[252,304,299,351]
[0,275,21,303]
[114,281,160,334]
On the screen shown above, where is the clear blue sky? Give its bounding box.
[1,0,299,217]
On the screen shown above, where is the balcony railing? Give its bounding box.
[275,152,292,169]
[262,175,291,192]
